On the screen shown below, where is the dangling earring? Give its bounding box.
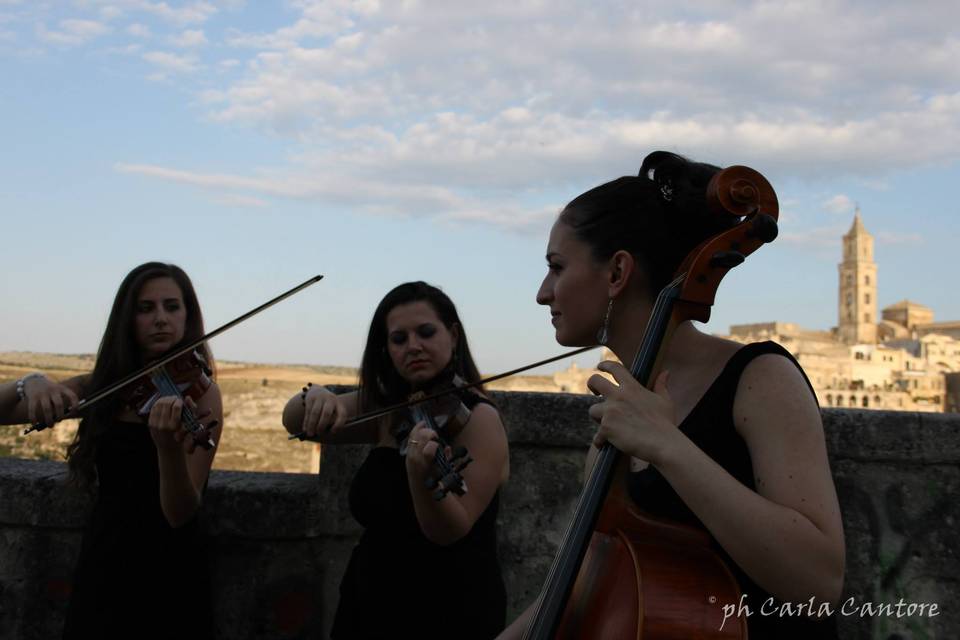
[596,298,613,346]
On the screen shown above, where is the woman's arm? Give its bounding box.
[149,382,224,528]
[496,603,534,640]
[589,357,845,605]
[0,374,85,426]
[282,386,377,444]
[405,402,509,545]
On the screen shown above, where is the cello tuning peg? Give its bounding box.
[709,251,745,269]
[747,213,779,243]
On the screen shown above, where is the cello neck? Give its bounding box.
[523,277,685,640]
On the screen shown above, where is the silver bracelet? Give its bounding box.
[15,373,45,402]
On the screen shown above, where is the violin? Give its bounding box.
[125,349,218,450]
[23,275,324,437]
[393,372,476,501]
[288,345,599,443]
[523,165,779,639]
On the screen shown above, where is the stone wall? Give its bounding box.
[1,392,958,639]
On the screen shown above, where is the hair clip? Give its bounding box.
[659,179,674,202]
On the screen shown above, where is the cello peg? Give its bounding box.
[709,251,745,269]
[747,213,779,243]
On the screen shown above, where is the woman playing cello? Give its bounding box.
[501,151,844,638]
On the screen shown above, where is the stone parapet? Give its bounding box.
[1,393,958,639]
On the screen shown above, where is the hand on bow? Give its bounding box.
[586,361,681,467]
[301,384,348,437]
[23,375,79,428]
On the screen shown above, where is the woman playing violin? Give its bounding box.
[501,151,845,639]
[0,262,222,639]
[283,281,509,639]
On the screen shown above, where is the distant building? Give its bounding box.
[555,210,960,413]
[728,210,958,412]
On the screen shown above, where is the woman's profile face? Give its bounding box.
[536,220,610,346]
[385,301,458,386]
[134,277,187,360]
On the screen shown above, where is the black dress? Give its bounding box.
[627,341,840,639]
[331,400,507,640]
[63,420,212,639]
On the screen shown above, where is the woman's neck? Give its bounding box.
[606,295,705,374]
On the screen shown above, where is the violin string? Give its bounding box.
[153,371,203,434]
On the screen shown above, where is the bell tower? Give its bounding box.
[838,208,877,344]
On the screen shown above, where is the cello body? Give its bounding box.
[558,459,746,639]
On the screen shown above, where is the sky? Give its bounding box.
[1,0,958,375]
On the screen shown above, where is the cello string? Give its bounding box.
[525,276,684,636]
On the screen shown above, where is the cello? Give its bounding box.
[523,165,779,639]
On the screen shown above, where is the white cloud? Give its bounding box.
[36,18,110,46]
[126,22,151,38]
[114,161,558,232]
[109,1,960,230]
[779,225,848,250]
[169,28,206,47]
[214,194,269,208]
[876,231,923,246]
[823,194,855,215]
[138,1,216,26]
[104,43,142,55]
[142,50,199,73]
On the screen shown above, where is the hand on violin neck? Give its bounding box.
[586,364,681,467]
[404,422,447,477]
[148,394,209,454]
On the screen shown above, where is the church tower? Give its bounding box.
[838,208,878,343]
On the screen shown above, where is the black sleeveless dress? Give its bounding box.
[63,420,212,639]
[331,399,507,639]
[627,341,840,639]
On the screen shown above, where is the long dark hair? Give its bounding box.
[560,151,736,298]
[357,281,483,418]
[66,262,213,489]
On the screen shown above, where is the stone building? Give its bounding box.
[730,211,958,412]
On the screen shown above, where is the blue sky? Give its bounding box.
[2,1,958,374]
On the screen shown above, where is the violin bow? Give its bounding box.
[289,344,601,441]
[24,274,325,434]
